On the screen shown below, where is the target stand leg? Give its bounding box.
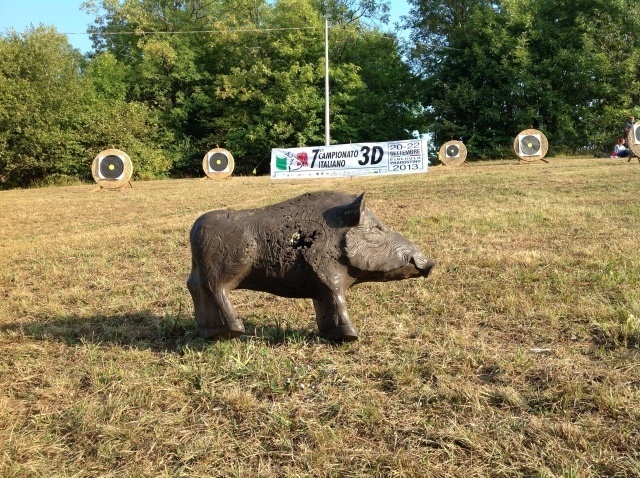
[115,181,134,192]
[200,175,233,181]
[91,180,133,193]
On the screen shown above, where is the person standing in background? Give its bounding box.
[624,116,635,142]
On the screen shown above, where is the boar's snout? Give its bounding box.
[411,253,437,277]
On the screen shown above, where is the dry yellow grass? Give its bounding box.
[1,157,639,477]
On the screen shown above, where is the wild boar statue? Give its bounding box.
[187,191,436,342]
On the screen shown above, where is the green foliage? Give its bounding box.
[207,0,329,173]
[0,27,87,188]
[407,0,640,157]
[85,0,421,175]
[0,1,427,186]
[0,27,168,189]
[330,29,427,143]
[4,0,640,187]
[84,52,129,101]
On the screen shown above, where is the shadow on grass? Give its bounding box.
[0,311,320,352]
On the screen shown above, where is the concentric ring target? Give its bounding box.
[99,155,125,180]
[91,149,133,189]
[446,144,460,158]
[209,152,229,172]
[519,135,541,156]
[202,148,234,179]
[513,129,549,162]
[439,140,467,166]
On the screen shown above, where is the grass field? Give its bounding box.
[1,157,639,477]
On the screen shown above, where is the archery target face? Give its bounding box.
[91,149,133,189]
[446,144,460,158]
[202,148,234,179]
[519,134,542,156]
[98,154,126,180]
[439,140,467,166]
[208,151,230,173]
[513,129,548,162]
[634,124,640,145]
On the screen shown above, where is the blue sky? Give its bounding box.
[0,0,95,52]
[0,0,410,54]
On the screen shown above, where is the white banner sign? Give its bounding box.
[270,139,429,179]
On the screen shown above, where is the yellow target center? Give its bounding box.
[527,142,533,148]
[109,164,115,170]
[216,160,221,165]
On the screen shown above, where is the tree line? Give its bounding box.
[407,0,640,156]
[1,0,639,189]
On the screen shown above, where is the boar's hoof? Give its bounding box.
[318,324,359,342]
[197,321,245,340]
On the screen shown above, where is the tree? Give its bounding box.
[405,1,520,156]
[405,0,640,157]
[525,0,640,152]
[84,0,424,174]
[0,27,168,189]
[0,27,87,187]
[329,29,427,143]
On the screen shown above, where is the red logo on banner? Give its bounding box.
[296,152,309,167]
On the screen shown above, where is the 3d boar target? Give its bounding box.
[187,191,436,342]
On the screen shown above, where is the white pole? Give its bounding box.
[324,18,330,146]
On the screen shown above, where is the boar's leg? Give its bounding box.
[187,266,245,340]
[313,288,359,342]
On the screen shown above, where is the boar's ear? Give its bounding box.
[341,192,366,227]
